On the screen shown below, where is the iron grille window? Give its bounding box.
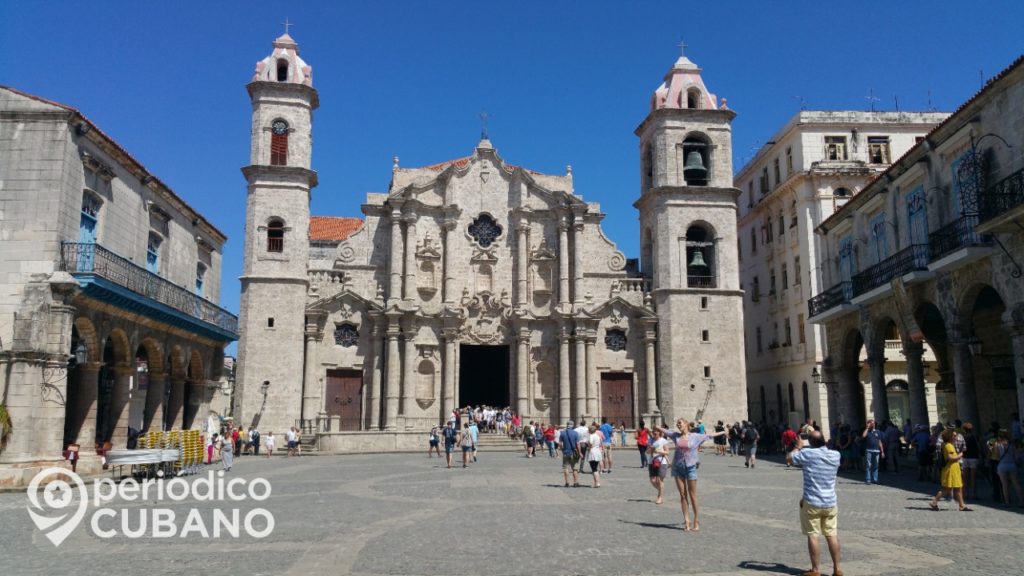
[468,214,502,247]
[605,329,627,352]
[334,324,359,347]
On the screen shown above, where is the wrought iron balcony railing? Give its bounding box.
[60,242,238,335]
[928,214,991,261]
[851,244,930,297]
[979,166,1024,224]
[808,281,852,318]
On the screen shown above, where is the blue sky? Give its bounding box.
[2,1,1021,354]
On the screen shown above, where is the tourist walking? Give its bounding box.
[459,422,475,468]
[960,422,982,499]
[428,424,442,457]
[647,427,670,504]
[618,421,627,448]
[728,422,741,456]
[469,419,480,462]
[218,431,233,471]
[544,423,557,458]
[993,431,1024,507]
[575,419,590,474]
[884,420,901,472]
[250,427,261,456]
[442,420,459,469]
[910,425,932,481]
[787,431,843,576]
[929,428,971,511]
[862,419,884,484]
[264,431,275,458]
[660,418,727,531]
[636,421,650,467]
[742,421,760,469]
[558,420,580,487]
[600,417,614,473]
[713,421,727,456]
[285,427,297,457]
[523,421,536,458]
[586,424,603,487]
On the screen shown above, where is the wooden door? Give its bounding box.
[325,369,363,431]
[601,372,634,428]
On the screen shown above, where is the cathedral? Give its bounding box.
[235,33,747,443]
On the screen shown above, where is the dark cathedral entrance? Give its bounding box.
[459,345,510,408]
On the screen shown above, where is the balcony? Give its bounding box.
[927,214,992,272]
[977,166,1024,234]
[60,242,238,341]
[807,281,854,323]
[850,244,931,306]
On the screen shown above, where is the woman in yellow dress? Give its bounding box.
[929,428,971,511]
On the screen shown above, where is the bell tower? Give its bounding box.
[634,49,747,424]
[235,32,319,434]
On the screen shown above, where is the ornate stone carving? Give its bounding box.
[459,292,512,344]
[335,240,356,264]
[607,251,626,271]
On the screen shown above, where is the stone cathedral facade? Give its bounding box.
[235,34,747,442]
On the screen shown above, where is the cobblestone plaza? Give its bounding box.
[3,448,1021,575]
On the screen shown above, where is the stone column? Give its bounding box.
[574,329,586,419]
[866,353,889,424]
[443,330,457,422]
[389,208,404,304]
[516,221,529,307]
[903,342,929,428]
[107,366,133,448]
[167,377,186,430]
[403,214,418,301]
[144,372,167,432]
[73,362,102,450]
[572,213,584,305]
[302,330,321,425]
[402,325,417,427]
[384,327,401,430]
[585,333,598,418]
[369,324,384,430]
[441,218,457,303]
[644,336,658,415]
[949,339,980,427]
[558,328,571,424]
[517,328,530,418]
[558,220,570,309]
[1005,318,1024,428]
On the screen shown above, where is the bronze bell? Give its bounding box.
[683,151,707,181]
[688,249,708,268]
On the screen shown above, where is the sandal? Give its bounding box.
[928,501,938,511]
[959,507,974,512]
[799,571,820,576]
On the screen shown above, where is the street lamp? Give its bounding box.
[967,336,983,357]
[811,366,822,384]
[74,342,89,365]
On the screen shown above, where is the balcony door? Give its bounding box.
[839,236,855,299]
[869,213,888,264]
[907,187,928,246]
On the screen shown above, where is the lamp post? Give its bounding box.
[250,380,270,430]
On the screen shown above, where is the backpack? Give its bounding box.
[743,427,758,444]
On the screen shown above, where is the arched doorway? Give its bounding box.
[965,286,1017,425]
[915,301,953,424]
[841,330,867,426]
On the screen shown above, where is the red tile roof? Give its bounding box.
[309,216,363,241]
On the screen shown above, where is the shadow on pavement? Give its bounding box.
[618,519,683,531]
[736,560,805,574]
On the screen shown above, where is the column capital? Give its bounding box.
[442,328,460,341]
[403,212,419,225]
[901,341,924,359]
[386,330,402,340]
[441,218,458,231]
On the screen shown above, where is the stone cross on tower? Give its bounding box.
[282,18,294,35]
[479,110,489,140]
[676,39,688,56]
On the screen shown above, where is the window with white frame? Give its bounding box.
[825,136,848,161]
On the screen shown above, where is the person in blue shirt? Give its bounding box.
[600,417,615,473]
[441,421,459,469]
[558,421,580,487]
[788,430,843,576]
[862,419,885,484]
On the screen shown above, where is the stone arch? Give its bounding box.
[681,131,712,186]
[870,315,904,358]
[962,284,1015,424]
[168,345,187,381]
[957,283,1007,333]
[839,328,868,425]
[686,87,703,109]
[136,337,164,432]
[105,328,131,368]
[183,348,206,429]
[685,221,717,288]
[72,317,100,362]
[163,345,187,429]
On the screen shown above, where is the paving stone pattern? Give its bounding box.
[1,448,1021,575]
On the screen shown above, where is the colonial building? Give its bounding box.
[735,111,946,431]
[234,35,747,443]
[809,56,1024,430]
[0,87,238,486]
